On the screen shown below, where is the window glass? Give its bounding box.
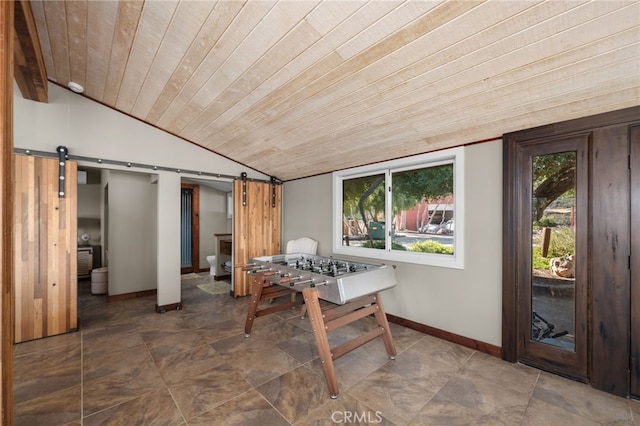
[333,146,464,269]
[342,174,386,250]
[391,164,454,255]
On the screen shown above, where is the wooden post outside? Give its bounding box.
[540,227,551,258]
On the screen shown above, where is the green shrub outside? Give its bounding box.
[410,240,454,255]
[535,215,557,228]
[361,241,407,251]
[532,226,575,270]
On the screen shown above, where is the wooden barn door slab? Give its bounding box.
[233,179,281,297]
[14,154,77,343]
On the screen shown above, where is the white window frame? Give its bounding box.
[333,146,464,269]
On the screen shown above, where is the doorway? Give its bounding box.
[180,183,199,274]
[503,106,640,398]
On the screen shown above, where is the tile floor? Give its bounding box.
[12,273,640,425]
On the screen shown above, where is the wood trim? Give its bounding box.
[155,302,182,314]
[180,183,199,274]
[631,125,640,397]
[13,0,47,102]
[107,289,157,303]
[0,1,14,423]
[386,314,502,358]
[501,136,518,362]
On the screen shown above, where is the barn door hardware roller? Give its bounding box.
[241,172,247,207]
[271,176,277,207]
[56,146,68,198]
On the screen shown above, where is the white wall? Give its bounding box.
[106,170,157,295]
[282,141,503,347]
[197,185,231,270]
[14,83,268,307]
[282,174,333,256]
[77,184,101,245]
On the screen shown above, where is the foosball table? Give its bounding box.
[243,253,398,398]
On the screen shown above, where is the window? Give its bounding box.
[333,146,464,268]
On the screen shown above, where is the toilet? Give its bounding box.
[206,255,216,276]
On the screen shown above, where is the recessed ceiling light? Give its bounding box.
[68,81,84,93]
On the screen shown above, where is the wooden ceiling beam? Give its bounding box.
[13,0,47,103]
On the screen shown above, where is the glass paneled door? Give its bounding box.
[517,136,588,380]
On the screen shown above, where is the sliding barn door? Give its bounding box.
[14,154,77,342]
[233,179,281,297]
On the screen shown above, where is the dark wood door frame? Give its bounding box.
[180,183,199,274]
[503,106,640,397]
[630,125,640,397]
[511,136,589,381]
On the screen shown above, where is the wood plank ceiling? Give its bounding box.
[27,0,640,181]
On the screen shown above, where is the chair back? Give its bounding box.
[285,237,318,255]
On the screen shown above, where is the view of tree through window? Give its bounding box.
[341,163,455,255]
[342,174,386,250]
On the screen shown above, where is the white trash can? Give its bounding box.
[91,267,108,295]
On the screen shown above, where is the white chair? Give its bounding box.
[285,237,318,255]
[285,237,318,311]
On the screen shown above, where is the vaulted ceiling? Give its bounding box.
[21,0,640,181]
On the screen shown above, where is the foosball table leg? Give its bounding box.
[302,288,340,399]
[373,293,397,359]
[244,273,265,337]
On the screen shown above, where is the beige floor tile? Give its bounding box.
[154,344,224,385]
[82,388,184,426]
[276,331,318,363]
[13,331,81,357]
[533,372,633,424]
[83,343,152,382]
[82,356,166,416]
[410,393,487,426]
[82,323,145,359]
[12,273,637,425]
[297,393,396,426]
[169,365,251,421]
[382,348,458,393]
[408,334,475,368]
[306,349,390,391]
[224,344,303,387]
[14,384,81,426]
[456,351,540,395]
[13,345,81,403]
[631,399,640,425]
[256,365,332,424]
[347,368,432,425]
[146,329,210,360]
[188,388,289,425]
[521,397,602,426]
[435,373,529,423]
